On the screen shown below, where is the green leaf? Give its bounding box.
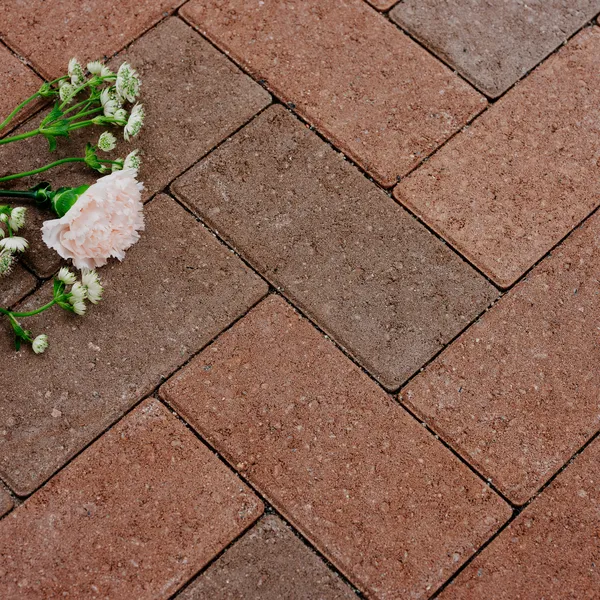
[45,134,57,152]
[41,102,63,126]
[53,278,65,297]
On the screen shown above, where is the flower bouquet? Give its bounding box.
[0,58,146,354]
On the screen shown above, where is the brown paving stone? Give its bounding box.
[390,0,600,98]
[0,0,185,79]
[160,296,511,599]
[180,0,485,187]
[0,264,37,308]
[0,399,263,600]
[173,106,497,390]
[177,515,358,600]
[438,436,600,599]
[0,44,43,136]
[401,210,600,505]
[365,0,398,11]
[0,194,267,495]
[0,487,13,518]
[395,28,600,288]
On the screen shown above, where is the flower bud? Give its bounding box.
[32,334,49,354]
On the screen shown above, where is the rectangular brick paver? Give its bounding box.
[0,399,263,600]
[0,264,37,308]
[0,487,13,518]
[391,0,600,98]
[365,0,398,11]
[439,436,600,599]
[395,28,600,288]
[0,195,267,495]
[177,515,358,600]
[0,0,185,79]
[161,296,510,599]
[401,210,600,505]
[0,44,42,135]
[173,106,497,390]
[181,0,485,187]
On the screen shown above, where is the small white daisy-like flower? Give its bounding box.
[59,82,76,103]
[68,58,86,86]
[0,250,15,276]
[124,104,144,141]
[71,299,87,316]
[87,61,104,76]
[97,131,117,152]
[81,270,103,304]
[0,213,8,224]
[116,62,141,103]
[9,207,26,232]
[69,282,88,304]
[57,266,77,285]
[123,149,141,170]
[112,108,128,126]
[101,65,114,78]
[32,334,49,354]
[100,86,121,117]
[111,159,124,172]
[0,236,28,252]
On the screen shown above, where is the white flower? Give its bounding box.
[116,62,141,103]
[81,269,103,304]
[101,65,114,78]
[87,61,104,76]
[124,104,144,141]
[100,87,120,117]
[59,82,76,103]
[123,150,140,170]
[32,334,49,354]
[68,58,86,87]
[9,207,26,232]
[0,236,28,252]
[113,108,128,126]
[71,300,87,316]
[0,250,15,276]
[69,282,87,303]
[57,266,77,285]
[0,213,8,223]
[42,169,144,270]
[97,131,117,152]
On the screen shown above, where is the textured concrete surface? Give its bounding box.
[0,487,13,518]
[0,264,37,308]
[173,106,497,390]
[177,515,358,600]
[181,0,485,186]
[161,296,510,599]
[0,399,263,600]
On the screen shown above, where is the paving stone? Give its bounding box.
[401,210,600,505]
[180,0,485,187]
[172,106,497,390]
[390,0,600,98]
[177,515,358,600]
[161,296,511,599]
[0,399,263,600]
[0,194,267,495]
[395,28,600,288]
[439,436,600,599]
[0,44,43,136]
[365,0,398,11]
[0,0,185,79]
[0,487,13,518]
[0,264,37,308]
[108,17,271,199]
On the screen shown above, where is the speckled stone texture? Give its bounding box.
[0,265,37,308]
[395,28,600,288]
[401,210,600,505]
[0,195,267,495]
[177,515,358,600]
[390,0,600,98]
[0,399,263,600]
[173,106,497,390]
[0,487,13,518]
[180,0,485,187]
[161,296,510,599]
[0,0,185,79]
[439,437,600,599]
[0,44,42,136]
[365,0,398,11]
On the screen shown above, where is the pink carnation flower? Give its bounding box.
[42,169,144,270]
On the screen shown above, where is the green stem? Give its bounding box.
[66,119,98,131]
[67,107,103,122]
[0,128,40,146]
[0,157,86,183]
[62,97,94,117]
[3,299,56,318]
[0,93,40,132]
[0,189,38,200]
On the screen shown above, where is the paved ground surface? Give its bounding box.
[0,1,599,598]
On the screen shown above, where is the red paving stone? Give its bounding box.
[0,0,185,79]
[177,515,358,600]
[365,0,398,11]
[390,0,600,98]
[0,195,267,495]
[0,487,13,518]
[438,436,600,599]
[0,264,37,308]
[161,296,510,599]
[180,0,485,187]
[401,210,600,505]
[395,27,600,288]
[173,106,497,390]
[0,44,42,136]
[0,399,263,600]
